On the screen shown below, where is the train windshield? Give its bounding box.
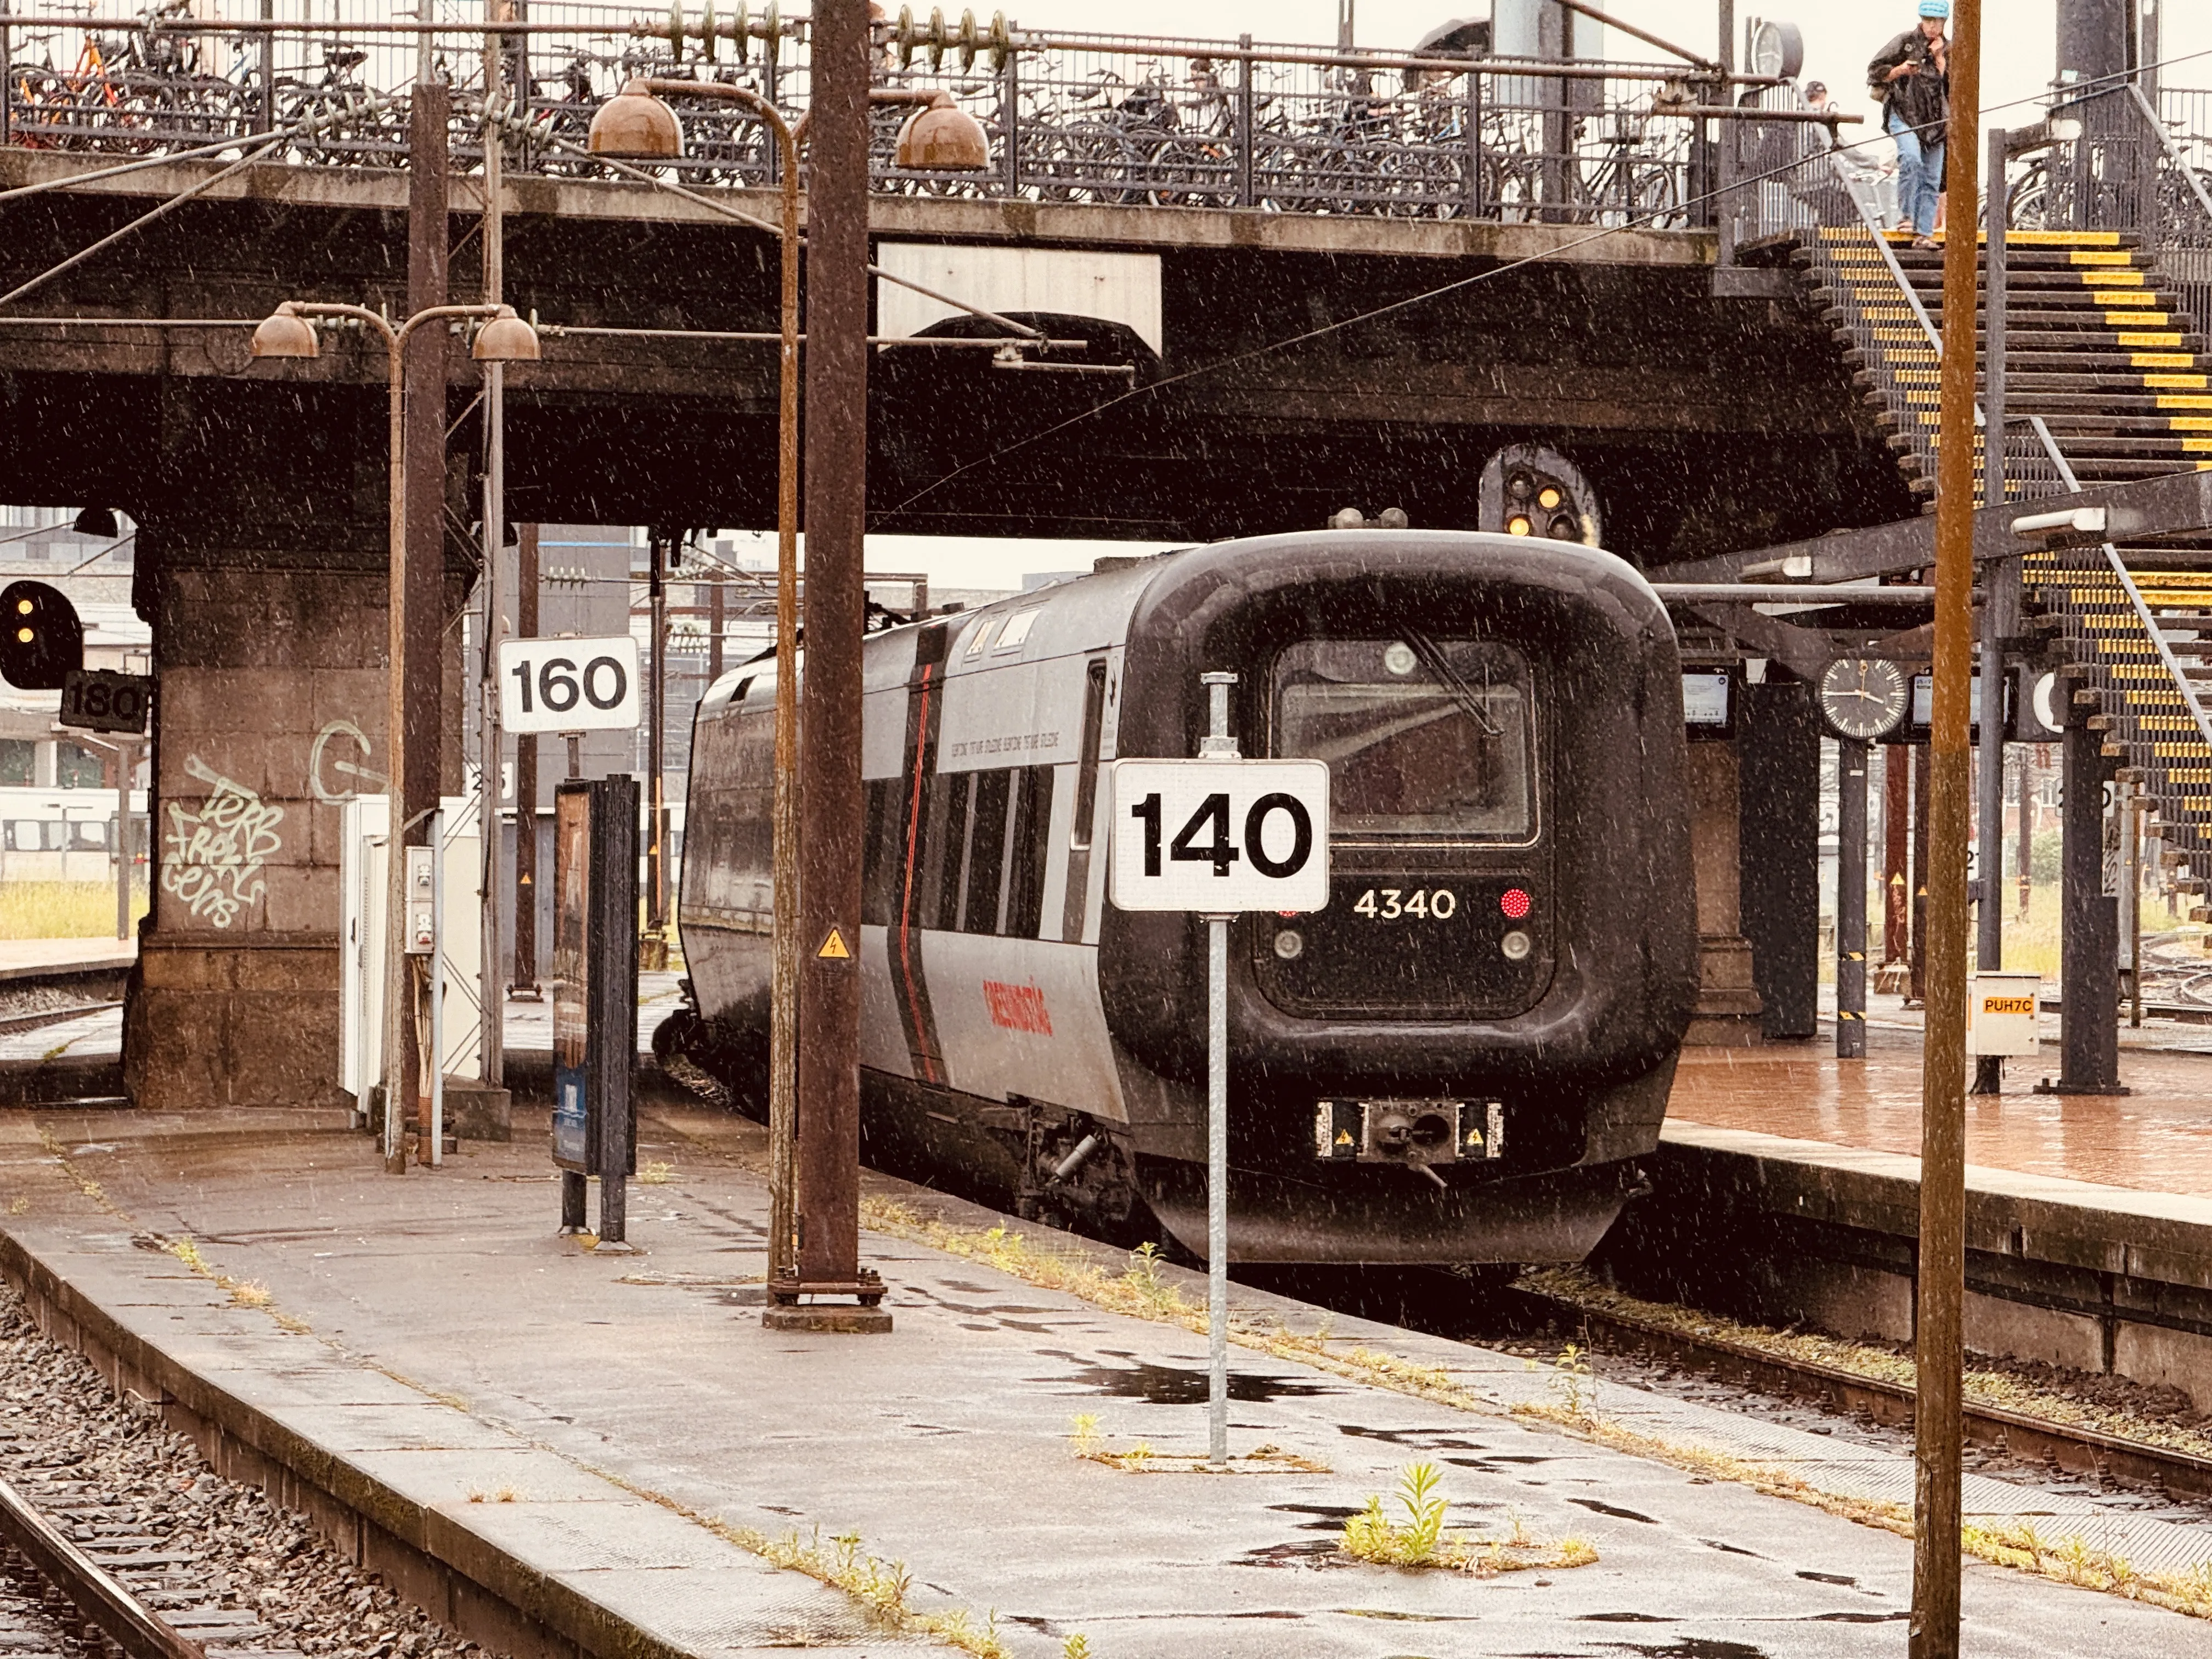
[1272,638,1534,841]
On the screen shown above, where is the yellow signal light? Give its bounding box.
[1506,515,1533,536]
[1537,486,1564,510]
[14,628,31,644]
[14,599,30,615]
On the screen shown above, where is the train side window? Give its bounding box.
[1069,658,1108,851]
[861,778,895,928]
[1006,764,1055,938]
[924,772,973,930]
[962,768,1012,933]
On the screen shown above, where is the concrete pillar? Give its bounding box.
[123,535,464,1110]
[1738,679,1821,1040]
[2049,696,2125,1093]
[1685,738,1764,1044]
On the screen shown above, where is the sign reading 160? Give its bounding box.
[510,654,627,716]
[496,635,641,735]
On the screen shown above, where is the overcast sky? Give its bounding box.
[883,1,2212,590]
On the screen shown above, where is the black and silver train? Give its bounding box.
[667,529,1697,1266]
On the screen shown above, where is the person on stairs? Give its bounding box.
[1868,0,1950,249]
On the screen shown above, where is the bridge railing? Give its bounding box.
[0,5,1771,224]
[2008,80,2212,339]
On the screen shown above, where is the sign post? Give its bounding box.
[550,775,640,1244]
[1108,673,1329,1468]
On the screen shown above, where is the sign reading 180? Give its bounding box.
[497,636,641,735]
[1108,758,1331,913]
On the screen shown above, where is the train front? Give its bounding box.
[1099,531,1698,1265]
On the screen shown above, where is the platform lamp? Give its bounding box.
[252,298,540,1173]
[588,79,984,1311]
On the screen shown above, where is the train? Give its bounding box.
[664,527,1697,1267]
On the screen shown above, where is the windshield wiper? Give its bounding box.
[1403,628,1502,737]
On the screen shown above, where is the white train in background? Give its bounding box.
[0,786,150,883]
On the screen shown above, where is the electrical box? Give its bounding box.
[339,794,484,1101]
[1968,972,2042,1058]
[404,845,437,955]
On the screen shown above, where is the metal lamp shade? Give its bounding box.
[473,307,542,363]
[250,306,320,359]
[588,82,682,159]
[896,102,989,171]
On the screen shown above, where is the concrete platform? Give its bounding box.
[3,1103,2210,1657]
[1607,1022,2212,1408]
[0,937,135,981]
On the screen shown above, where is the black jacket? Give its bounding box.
[1869,29,1948,133]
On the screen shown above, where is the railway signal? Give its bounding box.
[0,581,83,692]
[1109,673,1331,1467]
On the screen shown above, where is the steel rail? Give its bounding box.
[0,1472,207,1659]
[2129,81,2212,225]
[1506,1286,2212,1504]
[0,18,1793,84]
[2027,414,2212,758]
[0,998,121,1034]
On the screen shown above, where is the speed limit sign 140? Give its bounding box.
[498,636,641,735]
[1108,758,1330,913]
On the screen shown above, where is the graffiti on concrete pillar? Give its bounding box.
[162,755,285,928]
[309,718,386,805]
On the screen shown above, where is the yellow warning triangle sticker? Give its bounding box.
[817,927,852,961]
[1335,1130,1354,1146]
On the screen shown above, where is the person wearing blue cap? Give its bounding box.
[1868,0,1951,247]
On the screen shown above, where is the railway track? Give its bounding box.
[1505,1285,2212,1505]
[0,1472,211,1659]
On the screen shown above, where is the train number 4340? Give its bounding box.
[1352,888,1458,920]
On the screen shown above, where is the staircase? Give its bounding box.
[1785,220,2212,910]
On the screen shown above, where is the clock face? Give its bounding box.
[1819,658,1910,741]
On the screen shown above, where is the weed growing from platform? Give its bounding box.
[637,1160,675,1184]
[1539,1343,1597,1423]
[1061,1638,1093,1659]
[1341,1462,1598,1576]
[34,1125,117,1214]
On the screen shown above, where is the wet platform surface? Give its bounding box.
[4,1103,2211,1656]
[1672,1001,2212,1199]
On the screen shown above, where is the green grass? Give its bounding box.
[0,880,146,940]
[1818,880,2209,988]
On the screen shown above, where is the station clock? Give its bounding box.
[1818,657,1909,741]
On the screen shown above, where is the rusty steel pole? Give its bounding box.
[479,22,508,1090]
[625,74,805,1291]
[396,76,450,1171]
[791,0,873,1308]
[513,522,540,996]
[1912,2,1978,1652]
